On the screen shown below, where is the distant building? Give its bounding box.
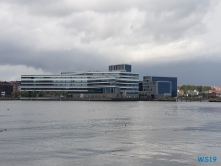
[10,81,21,93]
[194,90,199,95]
[207,89,218,98]
[211,86,221,91]
[142,76,177,98]
[216,91,221,97]
[209,90,217,93]
[177,90,184,96]
[186,90,199,96]
[109,64,131,72]
[21,64,139,98]
[183,94,189,97]
[208,92,216,98]
[0,81,13,96]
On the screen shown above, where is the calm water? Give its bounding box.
[0,101,221,166]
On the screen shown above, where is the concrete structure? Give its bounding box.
[21,65,139,98]
[142,76,177,98]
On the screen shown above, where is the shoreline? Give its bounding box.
[1,98,213,102]
[0,97,177,102]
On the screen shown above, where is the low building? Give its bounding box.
[208,92,216,98]
[209,90,217,93]
[10,81,21,93]
[21,64,139,98]
[186,90,199,96]
[207,90,219,98]
[216,91,221,97]
[177,90,184,96]
[142,76,177,98]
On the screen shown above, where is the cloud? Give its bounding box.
[133,56,221,86]
[0,0,221,85]
[0,65,53,81]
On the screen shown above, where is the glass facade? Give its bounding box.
[157,82,171,94]
[21,71,139,95]
[139,82,143,91]
[125,65,131,72]
[152,77,177,97]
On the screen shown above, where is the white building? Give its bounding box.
[21,65,139,98]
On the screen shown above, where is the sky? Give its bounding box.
[0,0,221,86]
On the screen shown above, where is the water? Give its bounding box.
[0,101,221,166]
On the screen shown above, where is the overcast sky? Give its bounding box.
[0,0,221,85]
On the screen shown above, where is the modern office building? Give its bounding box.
[21,65,139,98]
[109,64,131,72]
[142,76,177,98]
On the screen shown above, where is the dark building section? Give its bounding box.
[125,65,131,72]
[109,64,131,72]
[152,76,177,97]
[139,81,143,91]
[158,82,171,94]
[0,82,13,96]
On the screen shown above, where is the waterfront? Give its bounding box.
[0,101,221,166]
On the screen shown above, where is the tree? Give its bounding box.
[49,91,54,96]
[61,91,68,97]
[38,91,46,97]
[21,91,29,97]
[12,90,21,97]
[53,91,61,97]
[179,85,211,93]
[196,86,202,92]
[201,93,207,98]
[202,86,211,92]
[30,90,37,97]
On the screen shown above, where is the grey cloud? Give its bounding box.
[1,0,215,43]
[141,1,212,42]
[0,0,221,85]
[0,40,110,73]
[133,57,221,86]
[2,0,214,15]
[1,37,221,85]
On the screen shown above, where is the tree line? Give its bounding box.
[178,85,212,93]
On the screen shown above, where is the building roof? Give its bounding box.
[0,81,11,85]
